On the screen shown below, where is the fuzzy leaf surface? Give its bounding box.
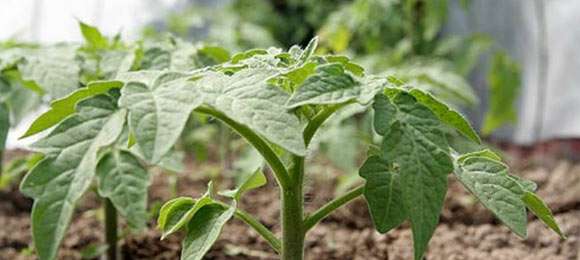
[199,69,306,155]
[453,156,528,237]
[286,63,360,108]
[20,95,125,260]
[408,88,480,143]
[19,46,80,98]
[373,92,452,260]
[522,191,565,239]
[119,72,203,163]
[22,81,123,138]
[359,156,407,233]
[181,203,235,260]
[97,150,150,230]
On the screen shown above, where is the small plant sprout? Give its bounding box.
[19,36,563,260]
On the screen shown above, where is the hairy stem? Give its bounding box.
[281,155,305,260]
[304,185,364,232]
[194,106,291,188]
[234,207,281,253]
[303,104,348,145]
[104,198,118,260]
[213,200,281,252]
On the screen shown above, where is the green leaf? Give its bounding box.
[0,102,8,151]
[453,156,528,238]
[140,47,171,70]
[157,197,195,234]
[373,93,452,260]
[181,203,235,260]
[325,55,364,77]
[392,65,478,107]
[509,175,537,192]
[231,49,268,64]
[158,184,215,239]
[359,156,407,233]
[220,168,267,201]
[482,52,521,135]
[199,69,306,155]
[521,191,565,239]
[79,22,109,49]
[408,88,480,143]
[457,149,502,163]
[297,37,318,65]
[119,72,203,163]
[97,150,150,230]
[21,81,123,138]
[286,63,360,108]
[18,45,80,98]
[20,95,126,260]
[99,50,137,79]
[199,46,231,64]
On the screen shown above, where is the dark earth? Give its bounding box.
[0,148,579,260]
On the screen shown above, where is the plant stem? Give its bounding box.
[0,150,3,178]
[303,104,348,145]
[194,106,291,188]
[213,200,281,252]
[233,207,281,253]
[303,185,364,232]
[104,198,118,260]
[281,156,305,260]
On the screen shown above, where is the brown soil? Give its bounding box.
[0,151,579,260]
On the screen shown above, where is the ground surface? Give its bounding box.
[0,150,579,260]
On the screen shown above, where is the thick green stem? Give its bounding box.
[194,106,291,188]
[304,185,364,232]
[281,156,305,260]
[104,198,118,260]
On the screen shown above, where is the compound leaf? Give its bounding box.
[373,92,452,260]
[97,149,150,230]
[20,95,125,260]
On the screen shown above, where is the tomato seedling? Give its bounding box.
[17,35,563,260]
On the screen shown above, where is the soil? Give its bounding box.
[0,150,579,260]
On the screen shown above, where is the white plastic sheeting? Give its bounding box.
[0,0,177,148]
[0,0,178,43]
[446,0,580,144]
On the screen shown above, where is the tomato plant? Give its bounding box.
[4,22,228,259]
[15,32,564,260]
